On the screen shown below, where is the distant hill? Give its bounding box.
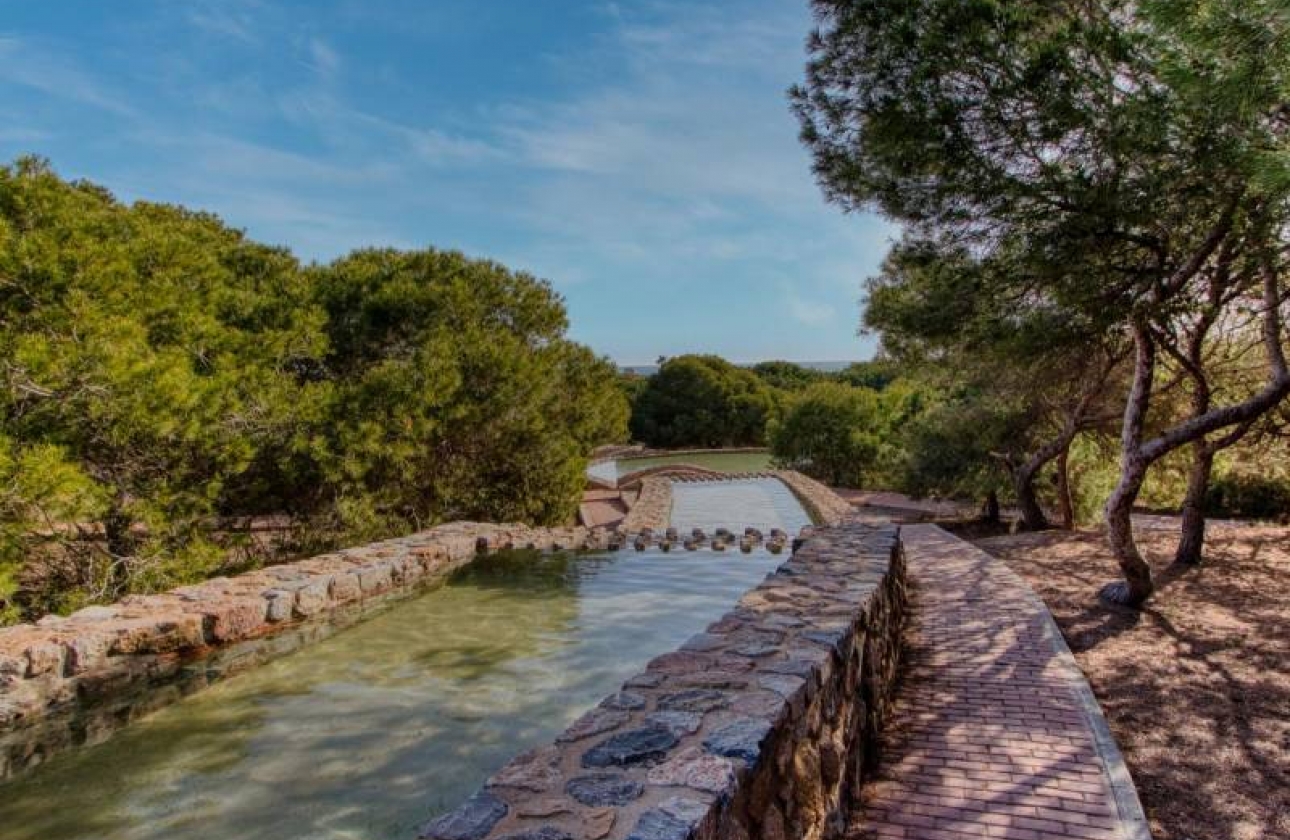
[621,360,858,376]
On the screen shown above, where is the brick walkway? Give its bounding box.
[847,524,1151,840]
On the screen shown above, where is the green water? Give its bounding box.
[0,548,784,840]
[587,451,773,483]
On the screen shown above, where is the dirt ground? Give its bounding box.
[975,524,1290,840]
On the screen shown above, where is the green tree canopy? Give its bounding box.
[0,158,628,623]
[770,381,922,487]
[629,355,776,448]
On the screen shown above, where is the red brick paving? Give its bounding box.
[847,525,1149,840]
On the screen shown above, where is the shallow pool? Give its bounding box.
[0,548,784,840]
[586,451,773,484]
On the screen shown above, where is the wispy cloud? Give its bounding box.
[0,36,137,117]
[186,2,263,44]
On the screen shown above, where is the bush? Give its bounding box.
[1205,472,1290,521]
[769,382,918,487]
[629,355,775,448]
[0,159,628,623]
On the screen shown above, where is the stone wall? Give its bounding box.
[0,521,612,780]
[773,471,854,526]
[0,471,861,786]
[616,476,673,535]
[420,519,907,840]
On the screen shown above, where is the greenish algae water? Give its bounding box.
[0,549,785,840]
[586,451,773,483]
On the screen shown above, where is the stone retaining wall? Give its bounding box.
[421,519,907,840]
[0,471,859,786]
[0,521,612,780]
[772,471,853,526]
[617,476,673,535]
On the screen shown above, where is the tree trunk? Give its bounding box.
[1013,468,1050,531]
[1056,446,1075,529]
[1175,443,1215,566]
[1102,456,1156,605]
[1103,325,1156,607]
[981,490,1000,524]
[102,502,138,598]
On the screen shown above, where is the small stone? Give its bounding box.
[626,809,691,840]
[679,633,725,653]
[761,658,815,679]
[658,796,710,824]
[488,746,561,792]
[586,808,617,840]
[656,689,727,713]
[645,710,702,735]
[731,642,778,658]
[757,674,805,698]
[647,747,737,794]
[624,672,664,690]
[600,690,646,711]
[514,799,573,819]
[703,718,772,763]
[801,628,847,649]
[419,791,507,840]
[565,773,645,806]
[497,828,573,840]
[263,591,293,623]
[558,707,630,743]
[581,725,678,768]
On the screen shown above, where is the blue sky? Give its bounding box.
[0,0,894,365]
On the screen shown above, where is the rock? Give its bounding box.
[656,689,727,713]
[514,799,573,819]
[658,796,710,823]
[557,708,630,743]
[263,591,293,623]
[625,809,691,840]
[703,718,772,763]
[581,725,678,768]
[497,828,572,840]
[328,573,362,603]
[419,792,508,840]
[292,579,330,618]
[757,674,805,699]
[731,642,778,658]
[488,746,562,792]
[195,597,268,643]
[624,672,664,690]
[565,773,645,806]
[647,747,737,794]
[679,633,725,653]
[599,690,646,711]
[645,710,702,735]
[22,641,63,677]
[586,808,616,840]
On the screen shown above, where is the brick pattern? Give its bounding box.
[848,525,1144,840]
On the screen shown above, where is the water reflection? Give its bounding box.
[0,548,784,840]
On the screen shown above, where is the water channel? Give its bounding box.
[0,478,811,840]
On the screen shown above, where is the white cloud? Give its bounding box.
[307,37,341,78]
[0,36,137,117]
[786,291,836,326]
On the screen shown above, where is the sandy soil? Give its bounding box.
[975,525,1290,840]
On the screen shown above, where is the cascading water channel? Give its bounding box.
[0,478,814,840]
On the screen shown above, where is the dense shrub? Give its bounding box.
[1205,472,1290,521]
[771,381,922,487]
[629,355,775,448]
[0,158,627,622]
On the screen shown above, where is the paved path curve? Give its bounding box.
[847,524,1151,840]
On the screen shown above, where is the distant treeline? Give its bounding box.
[623,354,1289,528]
[0,158,628,623]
